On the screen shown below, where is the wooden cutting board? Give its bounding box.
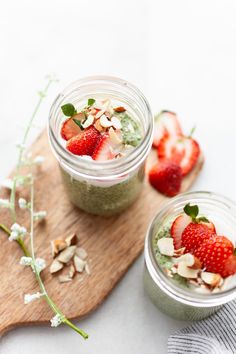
[0,129,204,335]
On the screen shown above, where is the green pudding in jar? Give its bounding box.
[48,76,153,216]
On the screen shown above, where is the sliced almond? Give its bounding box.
[65,234,78,247]
[201,272,222,287]
[109,127,122,145]
[157,238,174,256]
[57,246,76,263]
[94,119,104,132]
[58,275,72,283]
[105,111,111,119]
[75,247,88,260]
[50,239,67,257]
[173,247,186,256]
[177,262,199,279]
[74,255,86,273]
[50,259,63,274]
[174,253,202,269]
[82,114,94,128]
[68,264,76,278]
[95,109,106,119]
[111,116,122,130]
[100,114,113,128]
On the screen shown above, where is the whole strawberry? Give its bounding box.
[66,126,101,156]
[148,161,182,197]
[182,223,215,253]
[194,235,234,276]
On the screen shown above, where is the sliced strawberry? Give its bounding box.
[221,255,236,278]
[66,126,101,156]
[92,134,117,161]
[153,111,182,148]
[170,214,191,249]
[148,161,182,197]
[61,112,85,141]
[194,235,234,276]
[202,221,216,233]
[157,135,200,176]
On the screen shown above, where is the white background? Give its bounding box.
[1,1,236,353]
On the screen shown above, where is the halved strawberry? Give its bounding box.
[221,255,236,278]
[181,223,215,253]
[61,112,85,141]
[170,214,191,249]
[92,134,117,161]
[153,111,182,148]
[157,135,200,176]
[66,126,101,156]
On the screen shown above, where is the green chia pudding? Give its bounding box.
[55,95,148,216]
[144,196,236,321]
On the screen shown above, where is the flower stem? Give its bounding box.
[0,223,30,257]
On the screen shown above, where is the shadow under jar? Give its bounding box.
[48,76,153,216]
[144,191,236,321]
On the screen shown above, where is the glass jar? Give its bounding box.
[48,76,153,216]
[144,191,236,321]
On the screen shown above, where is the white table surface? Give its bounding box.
[1,1,236,353]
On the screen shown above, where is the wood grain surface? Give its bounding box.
[0,129,204,335]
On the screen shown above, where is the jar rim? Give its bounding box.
[48,75,153,179]
[145,191,236,308]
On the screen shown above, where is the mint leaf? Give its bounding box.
[184,203,199,221]
[61,103,77,117]
[88,98,95,107]
[73,119,84,130]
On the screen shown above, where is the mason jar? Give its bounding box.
[144,191,236,321]
[48,76,153,216]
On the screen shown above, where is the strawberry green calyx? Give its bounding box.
[183,203,209,224]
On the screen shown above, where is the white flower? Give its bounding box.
[50,314,64,327]
[0,199,11,208]
[33,211,47,221]
[1,179,13,190]
[24,292,44,304]
[9,223,27,241]
[18,198,27,209]
[20,256,33,266]
[33,155,45,165]
[35,258,46,273]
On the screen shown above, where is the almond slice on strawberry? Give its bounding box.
[153,111,182,148]
[92,133,117,161]
[171,214,191,249]
[157,135,200,176]
[61,112,85,141]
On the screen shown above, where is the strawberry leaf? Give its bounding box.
[197,216,209,223]
[183,203,199,221]
[61,103,77,117]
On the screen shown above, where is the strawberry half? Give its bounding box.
[153,111,182,148]
[148,161,182,197]
[181,223,215,253]
[170,214,191,249]
[157,135,200,176]
[66,126,101,156]
[92,133,117,161]
[194,235,234,277]
[61,112,85,141]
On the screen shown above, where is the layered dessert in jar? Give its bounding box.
[144,191,236,321]
[48,76,153,216]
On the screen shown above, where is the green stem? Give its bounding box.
[29,181,88,339]
[0,223,30,257]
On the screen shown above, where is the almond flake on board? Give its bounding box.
[74,255,86,273]
[58,275,72,283]
[68,264,76,278]
[75,247,88,260]
[50,259,64,274]
[85,263,91,275]
[65,234,78,247]
[57,246,76,263]
[50,239,67,257]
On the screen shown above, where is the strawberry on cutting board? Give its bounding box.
[153,111,182,148]
[157,135,200,176]
[66,126,101,156]
[148,161,182,197]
